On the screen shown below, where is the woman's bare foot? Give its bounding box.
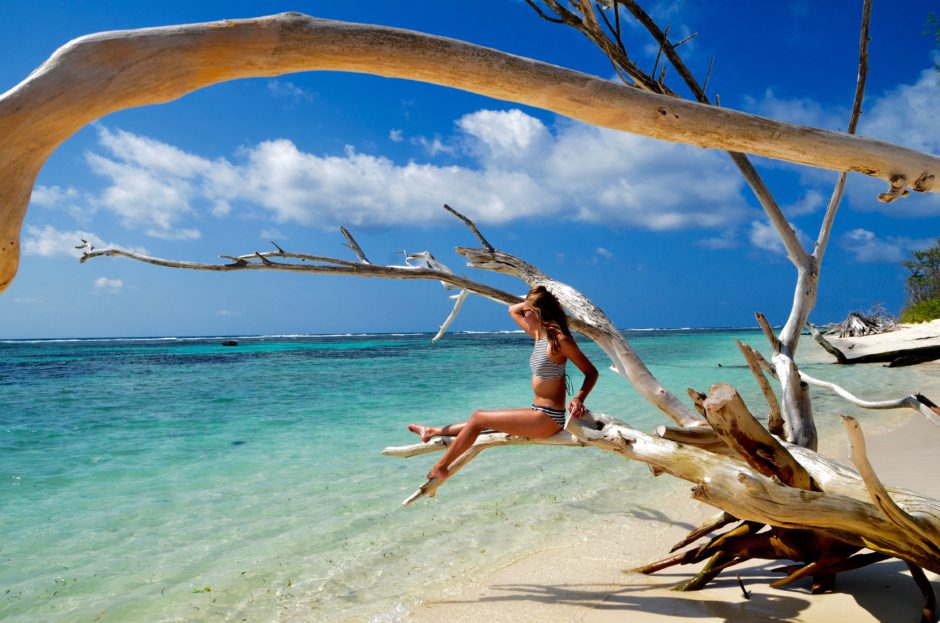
[426,464,449,481]
[407,424,435,443]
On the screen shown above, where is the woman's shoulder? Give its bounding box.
[555,333,580,352]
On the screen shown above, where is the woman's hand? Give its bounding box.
[568,396,586,419]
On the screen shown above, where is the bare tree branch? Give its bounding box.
[3,11,938,291]
[800,371,940,428]
[736,339,784,436]
[843,416,940,550]
[815,0,871,263]
[444,204,493,252]
[340,226,372,264]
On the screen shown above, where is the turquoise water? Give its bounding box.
[1,330,931,621]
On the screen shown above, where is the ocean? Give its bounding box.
[1,329,931,622]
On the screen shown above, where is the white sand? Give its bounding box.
[409,365,940,623]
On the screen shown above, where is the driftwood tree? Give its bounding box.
[3,3,940,620]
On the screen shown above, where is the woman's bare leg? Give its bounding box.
[427,408,560,480]
[406,421,469,442]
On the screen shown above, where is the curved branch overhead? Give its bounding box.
[1,12,940,291]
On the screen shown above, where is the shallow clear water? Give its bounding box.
[0,330,930,621]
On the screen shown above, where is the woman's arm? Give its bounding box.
[508,301,536,337]
[559,336,599,418]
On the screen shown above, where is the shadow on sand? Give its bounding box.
[427,560,938,622]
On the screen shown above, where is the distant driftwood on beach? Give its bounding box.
[812,319,940,367]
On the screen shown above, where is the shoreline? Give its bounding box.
[408,363,940,623]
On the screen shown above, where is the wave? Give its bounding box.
[623,326,762,332]
[1,326,768,345]
[0,336,185,344]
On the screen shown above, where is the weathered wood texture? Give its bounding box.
[2,11,940,291]
[384,408,940,575]
[703,384,814,490]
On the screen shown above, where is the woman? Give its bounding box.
[408,285,599,481]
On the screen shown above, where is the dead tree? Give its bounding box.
[4,4,940,619]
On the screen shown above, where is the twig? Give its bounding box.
[219,255,247,266]
[595,2,628,60]
[673,32,697,48]
[814,0,871,262]
[702,56,715,95]
[755,312,781,353]
[340,226,371,264]
[444,204,494,251]
[651,25,670,78]
[736,339,784,436]
[524,0,566,24]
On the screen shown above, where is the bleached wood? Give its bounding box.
[800,370,940,428]
[843,416,940,548]
[2,10,939,291]
[703,384,814,490]
[384,410,940,573]
[386,427,585,506]
[432,290,468,343]
[735,339,784,436]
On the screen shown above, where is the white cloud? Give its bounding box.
[78,111,751,236]
[216,309,238,317]
[267,79,314,102]
[30,184,92,222]
[86,127,212,239]
[94,277,124,292]
[783,190,825,216]
[457,109,551,165]
[861,56,940,155]
[596,246,613,259]
[410,135,456,157]
[839,228,935,263]
[389,129,403,142]
[696,230,739,250]
[260,228,286,240]
[31,185,80,208]
[747,88,846,131]
[748,220,810,256]
[22,225,147,258]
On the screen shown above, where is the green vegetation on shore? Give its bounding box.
[901,236,940,323]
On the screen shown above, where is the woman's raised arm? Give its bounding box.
[508,301,536,337]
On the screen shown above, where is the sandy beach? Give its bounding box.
[410,360,940,623]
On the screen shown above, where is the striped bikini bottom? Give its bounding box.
[532,403,566,427]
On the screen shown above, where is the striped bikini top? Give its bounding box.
[529,337,566,379]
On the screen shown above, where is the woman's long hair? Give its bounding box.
[526,285,572,352]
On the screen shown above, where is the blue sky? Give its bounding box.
[1,1,938,338]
